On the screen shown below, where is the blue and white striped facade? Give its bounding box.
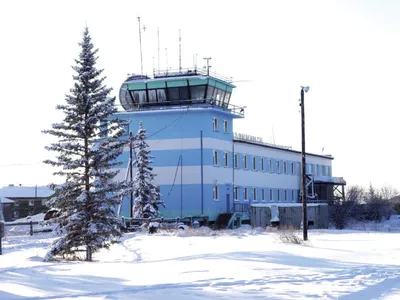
[115,106,334,222]
[114,70,337,222]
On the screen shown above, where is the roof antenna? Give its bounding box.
[152,56,155,76]
[165,48,168,74]
[272,125,276,144]
[203,57,212,76]
[157,27,160,74]
[137,16,144,76]
[179,29,182,73]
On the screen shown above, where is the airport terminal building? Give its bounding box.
[115,69,345,226]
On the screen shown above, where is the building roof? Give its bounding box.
[0,185,54,199]
[234,139,334,160]
[0,197,15,204]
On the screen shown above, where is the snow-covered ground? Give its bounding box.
[1,227,400,300]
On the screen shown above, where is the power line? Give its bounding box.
[0,162,44,168]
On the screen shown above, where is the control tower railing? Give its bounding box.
[153,67,234,84]
[123,98,245,117]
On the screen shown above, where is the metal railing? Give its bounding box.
[126,98,245,116]
[153,67,233,83]
[232,203,250,213]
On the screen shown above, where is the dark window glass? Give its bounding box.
[168,87,180,102]
[179,86,189,101]
[190,85,206,100]
[148,90,157,103]
[157,89,167,102]
[206,86,215,99]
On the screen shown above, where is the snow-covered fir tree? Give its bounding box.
[43,27,128,261]
[132,121,165,218]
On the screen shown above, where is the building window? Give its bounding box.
[223,152,229,167]
[213,184,219,200]
[213,150,218,166]
[252,188,257,201]
[243,155,248,169]
[291,161,295,175]
[234,186,239,201]
[322,165,326,176]
[252,156,257,170]
[261,158,265,172]
[234,153,238,168]
[292,190,296,202]
[29,200,34,206]
[244,187,248,200]
[284,161,288,174]
[223,120,228,133]
[262,189,265,201]
[284,190,288,202]
[269,189,273,201]
[268,159,272,172]
[213,118,218,131]
[276,160,281,173]
[277,190,280,201]
[316,164,320,176]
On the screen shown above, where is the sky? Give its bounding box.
[0,0,399,191]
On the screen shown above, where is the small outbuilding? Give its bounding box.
[0,197,15,221]
[250,203,328,229]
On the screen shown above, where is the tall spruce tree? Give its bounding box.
[43,27,128,261]
[132,121,165,218]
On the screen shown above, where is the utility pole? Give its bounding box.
[300,86,309,241]
[129,132,134,226]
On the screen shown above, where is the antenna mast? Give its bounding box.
[203,57,212,75]
[138,16,144,76]
[165,48,168,74]
[179,29,182,73]
[157,27,160,73]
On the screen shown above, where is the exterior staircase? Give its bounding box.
[213,213,233,229]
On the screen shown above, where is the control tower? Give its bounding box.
[115,68,245,221]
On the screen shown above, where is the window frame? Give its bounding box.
[252,156,257,171]
[213,184,219,200]
[234,186,239,201]
[261,188,265,201]
[213,150,218,166]
[261,157,265,172]
[269,189,273,201]
[252,187,257,202]
[223,120,229,133]
[234,153,239,169]
[223,152,229,167]
[243,187,248,201]
[243,154,248,169]
[213,117,218,132]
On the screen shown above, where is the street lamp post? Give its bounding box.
[300,86,309,241]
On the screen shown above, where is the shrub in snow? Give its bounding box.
[131,122,165,219]
[277,226,304,244]
[43,27,128,261]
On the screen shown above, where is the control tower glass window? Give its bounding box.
[207,86,215,99]
[148,90,157,103]
[190,85,206,100]
[133,90,147,104]
[157,89,167,102]
[168,87,189,102]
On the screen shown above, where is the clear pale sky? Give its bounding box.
[0,0,398,190]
